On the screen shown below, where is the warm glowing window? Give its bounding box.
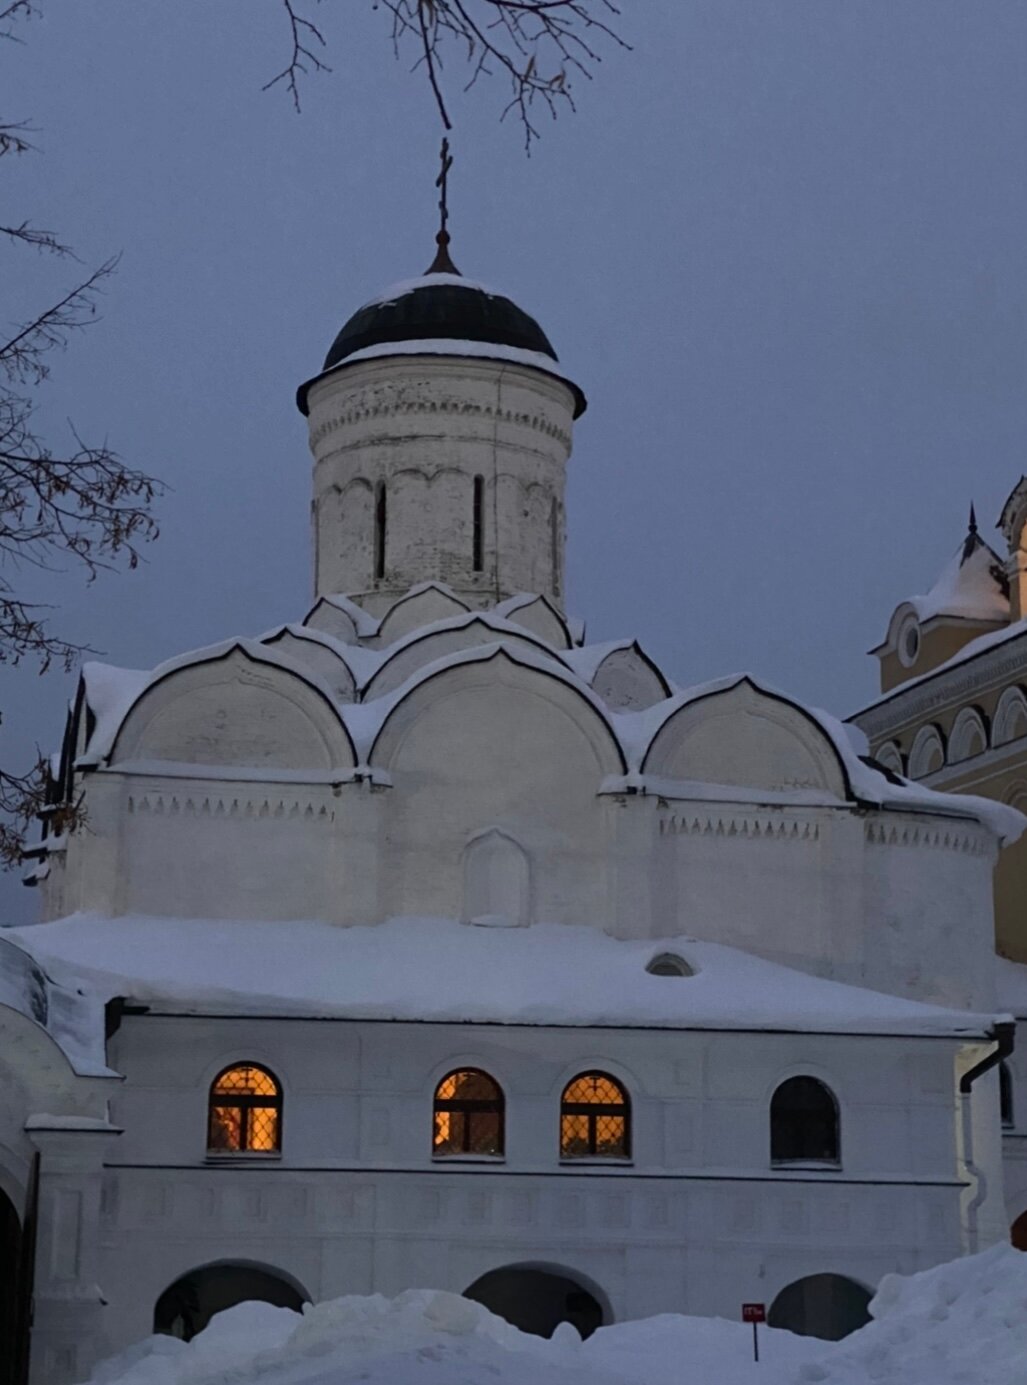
[560,1072,630,1160]
[433,1069,504,1157]
[207,1064,282,1154]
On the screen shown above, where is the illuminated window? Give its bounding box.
[207,1064,282,1154]
[771,1076,839,1165]
[433,1069,504,1157]
[560,1072,630,1160]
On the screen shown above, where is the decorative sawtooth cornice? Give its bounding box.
[853,628,1027,742]
[863,818,987,856]
[659,811,819,842]
[310,397,571,450]
[127,793,335,822]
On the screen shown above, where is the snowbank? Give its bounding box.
[82,1246,1027,1385]
[803,1242,1027,1384]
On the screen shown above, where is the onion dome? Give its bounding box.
[297,233,585,417]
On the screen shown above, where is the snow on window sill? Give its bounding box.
[559,1157,634,1168]
[770,1159,842,1172]
[431,1153,506,1164]
[204,1151,283,1163]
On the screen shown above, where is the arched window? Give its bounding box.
[207,1064,282,1154]
[374,481,387,581]
[1001,1061,1015,1130]
[433,1069,504,1157]
[560,1072,630,1160]
[646,952,694,977]
[472,475,484,572]
[770,1076,839,1165]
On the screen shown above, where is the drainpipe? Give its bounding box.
[959,1020,1016,1253]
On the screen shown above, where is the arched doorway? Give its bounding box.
[768,1273,871,1341]
[463,1263,608,1340]
[0,1187,23,1385]
[154,1262,308,1341]
[1012,1211,1027,1251]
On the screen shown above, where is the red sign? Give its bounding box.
[742,1303,766,1324]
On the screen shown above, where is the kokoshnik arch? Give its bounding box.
[0,237,1023,1383]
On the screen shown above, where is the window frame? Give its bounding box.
[431,1068,506,1160]
[206,1062,283,1158]
[559,1070,632,1163]
[769,1075,840,1169]
[1001,1060,1015,1131]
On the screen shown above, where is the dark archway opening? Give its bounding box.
[1012,1210,1027,1252]
[154,1262,308,1342]
[464,1264,606,1340]
[0,1187,23,1385]
[768,1272,871,1341]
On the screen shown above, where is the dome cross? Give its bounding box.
[426,137,460,275]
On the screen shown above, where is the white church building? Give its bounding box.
[0,237,1023,1385]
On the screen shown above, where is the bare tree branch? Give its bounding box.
[263,0,625,146]
[1,0,163,864]
[264,0,332,111]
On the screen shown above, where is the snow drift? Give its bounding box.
[83,1244,1027,1385]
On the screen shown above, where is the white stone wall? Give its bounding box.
[305,357,576,610]
[95,1012,970,1354]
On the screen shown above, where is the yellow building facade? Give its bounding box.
[850,481,1027,1249]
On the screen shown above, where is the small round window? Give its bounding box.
[898,617,920,668]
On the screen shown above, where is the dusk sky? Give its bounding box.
[3,1,1026,919]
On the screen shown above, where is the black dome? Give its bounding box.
[322,277,558,371]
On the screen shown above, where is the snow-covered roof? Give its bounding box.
[8,914,1003,1038]
[853,618,1027,720]
[322,337,576,384]
[360,274,500,307]
[0,933,114,1077]
[906,534,1008,626]
[71,614,1026,845]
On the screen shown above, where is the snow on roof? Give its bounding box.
[321,338,578,389]
[360,274,501,308]
[80,661,151,764]
[80,638,352,765]
[562,640,651,685]
[259,622,382,687]
[609,673,1025,843]
[853,618,1027,719]
[0,933,114,1077]
[908,536,1008,625]
[74,636,1025,845]
[8,913,1002,1038]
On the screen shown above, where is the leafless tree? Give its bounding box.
[266,0,627,146]
[0,1,163,863]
